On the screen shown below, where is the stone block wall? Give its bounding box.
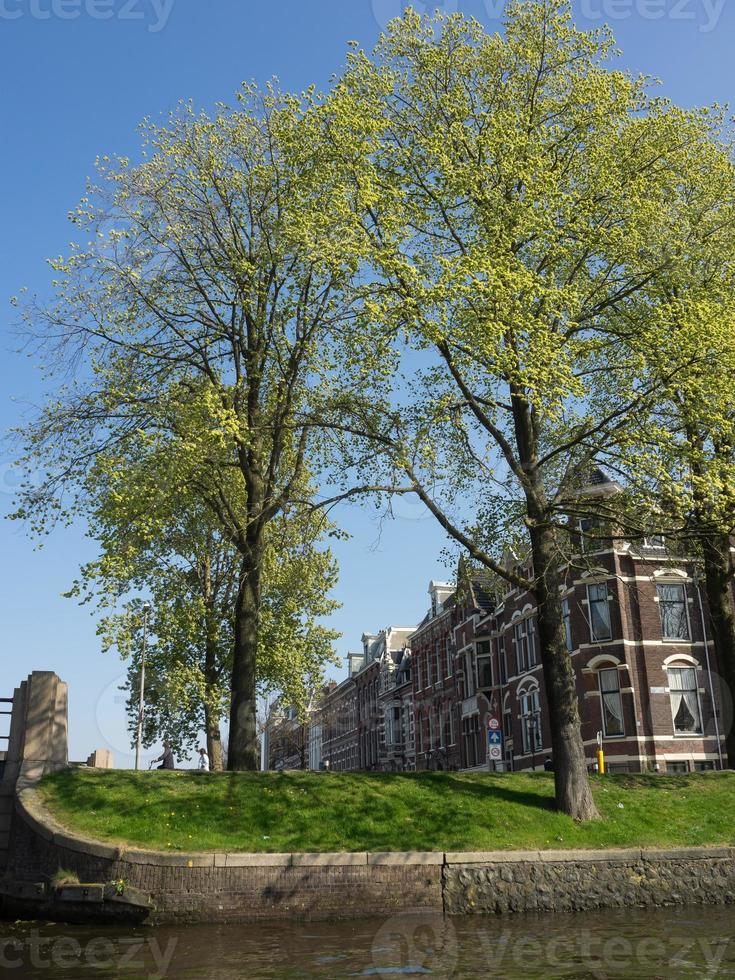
[443,848,735,915]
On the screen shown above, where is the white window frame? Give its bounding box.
[587,582,612,642]
[464,649,476,697]
[527,617,537,667]
[476,638,493,689]
[667,665,702,735]
[384,707,394,746]
[515,620,528,673]
[598,667,625,738]
[498,636,508,684]
[643,534,665,549]
[520,688,542,754]
[562,597,573,652]
[657,583,691,642]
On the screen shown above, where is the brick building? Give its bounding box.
[375,628,415,771]
[319,675,358,772]
[451,472,727,774]
[318,628,415,772]
[264,702,307,771]
[308,471,729,776]
[492,534,726,774]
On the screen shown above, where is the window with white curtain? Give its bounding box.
[587,583,612,642]
[668,667,701,733]
[657,584,690,641]
[598,668,624,737]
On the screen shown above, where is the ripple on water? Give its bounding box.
[1,906,734,978]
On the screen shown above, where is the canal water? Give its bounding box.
[1,905,734,978]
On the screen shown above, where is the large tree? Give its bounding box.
[68,447,341,770]
[14,87,359,769]
[324,0,725,817]
[611,136,735,766]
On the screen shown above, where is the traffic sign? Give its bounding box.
[487,723,504,767]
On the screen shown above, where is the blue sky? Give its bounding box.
[1,0,733,766]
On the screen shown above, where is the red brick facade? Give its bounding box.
[450,541,727,774]
[307,545,729,776]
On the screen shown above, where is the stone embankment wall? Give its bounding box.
[9,789,735,923]
[442,848,735,914]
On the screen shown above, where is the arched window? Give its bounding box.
[519,683,542,754]
[502,692,513,740]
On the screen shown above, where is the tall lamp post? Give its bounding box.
[134,601,151,771]
[527,711,540,772]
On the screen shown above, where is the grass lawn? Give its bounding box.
[35,769,735,854]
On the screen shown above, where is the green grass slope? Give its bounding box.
[34,769,735,854]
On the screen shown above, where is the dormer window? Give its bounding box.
[578,517,591,553]
[642,535,665,549]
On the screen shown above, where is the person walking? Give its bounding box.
[197,747,210,772]
[154,741,175,770]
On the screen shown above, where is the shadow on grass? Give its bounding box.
[38,767,735,853]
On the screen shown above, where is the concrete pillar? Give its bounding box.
[1,671,69,791]
[86,748,113,769]
[0,672,69,871]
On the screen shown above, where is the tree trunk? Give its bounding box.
[204,702,224,771]
[510,384,598,820]
[202,561,224,771]
[699,529,735,768]
[228,552,261,770]
[531,522,600,820]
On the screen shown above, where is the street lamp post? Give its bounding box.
[528,711,540,772]
[134,601,151,771]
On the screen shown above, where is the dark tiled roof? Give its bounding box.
[588,467,615,486]
[472,577,495,613]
